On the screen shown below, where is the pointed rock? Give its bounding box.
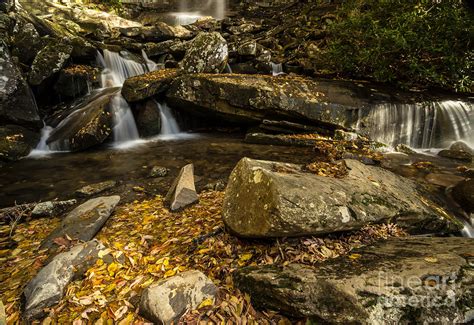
[22,240,104,321]
[165,164,198,211]
[41,196,120,249]
[140,270,217,324]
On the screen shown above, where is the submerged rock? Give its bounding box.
[165,164,199,211]
[41,196,120,249]
[46,87,117,152]
[234,237,474,324]
[167,74,364,128]
[140,270,217,324]
[31,199,77,218]
[28,41,73,86]
[122,69,179,102]
[76,180,117,197]
[22,240,103,320]
[223,158,460,238]
[180,32,228,74]
[0,125,39,162]
[0,40,41,128]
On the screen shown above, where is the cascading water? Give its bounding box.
[354,100,473,149]
[271,62,285,76]
[171,0,226,25]
[153,100,181,135]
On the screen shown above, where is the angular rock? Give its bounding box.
[180,32,228,74]
[41,196,120,249]
[0,125,39,162]
[76,180,117,197]
[140,270,217,324]
[31,199,77,218]
[0,40,41,128]
[29,41,73,86]
[11,20,43,65]
[223,158,461,238]
[46,87,117,152]
[167,74,365,128]
[23,240,104,320]
[165,164,199,211]
[122,69,179,102]
[452,179,474,213]
[234,237,474,324]
[150,166,169,178]
[54,65,96,98]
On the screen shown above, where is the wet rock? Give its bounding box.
[54,65,96,98]
[395,143,416,154]
[23,240,104,320]
[46,87,117,152]
[150,166,169,178]
[223,158,460,238]
[234,237,474,324]
[334,129,358,141]
[450,141,473,153]
[259,119,324,134]
[139,270,217,324]
[145,39,187,58]
[28,41,73,86]
[380,152,411,169]
[165,164,199,211]
[167,74,365,128]
[0,125,39,162]
[452,179,474,213]
[11,21,43,65]
[31,199,77,218]
[0,40,41,128]
[141,22,193,42]
[76,180,117,197]
[122,69,179,102]
[244,133,318,147]
[204,179,226,191]
[180,32,228,74]
[438,149,472,162]
[425,173,465,188]
[41,196,120,249]
[134,100,162,137]
[238,40,258,56]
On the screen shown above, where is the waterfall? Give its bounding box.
[153,100,180,135]
[171,0,226,25]
[28,126,54,157]
[354,100,473,149]
[461,215,474,238]
[271,62,284,76]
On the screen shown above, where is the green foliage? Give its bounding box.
[321,0,474,92]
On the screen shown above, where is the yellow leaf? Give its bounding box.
[239,253,253,262]
[424,257,438,263]
[349,253,362,260]
[198,298,214,309]
[164,269,176,278]
[107,263,119,276]
[197,248,211,255]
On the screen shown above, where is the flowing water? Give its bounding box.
[354,100,474,149]
[271,62,285,76]
[154,100,181,135]
[166,0,226,25]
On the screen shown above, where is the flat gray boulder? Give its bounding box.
[140,270,217,324]
[23,240,104,320]
[223,158,461,237]
[180,32,228,74]
[165,164,198,211]
[75,180,117,197]
[41,196,120,249]
[234,237,474,324]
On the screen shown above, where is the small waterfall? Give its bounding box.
[142,49,157,72]
[271,62,284,76]
[354,100,473,149]
[172,0,226,25]
[224,63,233,74]
[154,100,180,135]
[28,126,54,157]
[461,215,474,238]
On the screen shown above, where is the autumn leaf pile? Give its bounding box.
[0,191,406,324]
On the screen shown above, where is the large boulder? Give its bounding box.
[11,20,43,65]
[180,32,228,74]
[166,74,364,128]
[28,40,73,86]
[122,69,179,102]
[234,237,474,324]
[223,158,461,238]
[22,240,103,320]
[46,87,117,152]
[0,125,39,162]
[0,40,41,128]
[165,164,199,211]
[141,22,193,42]
[140,270,217,324]
[40,196,120,249]
[54,65,96,98]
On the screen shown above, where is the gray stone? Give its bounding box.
[76,180,117,197]
[0,125,40,162]
[29,40,73,86]
[41,196,120,249]
[122,69,179,103]
[450,141,473,154]
[150,166,169,178]
[165,164,199,211]
[234,236,474,324]
[238,40,258,56]
[23,240,104,320]
[180,32,228,74]
[31,199,77,218]
[140,270,217,324]
[223,158,461,238]
[425,173,465,188]
[0,40,41,128]
[11,21,43,65]
[438,149,472,162]
[141,22,193,42]
[135,100,162,137]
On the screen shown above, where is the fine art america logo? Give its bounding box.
[376,272,459,308]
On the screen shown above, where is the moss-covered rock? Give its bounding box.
[234,236,474,323]
[223,158,461,237]
[122,68,179,102]
[28,40,73,86]
[54,65,97,98]
[180,32,228,74]
[11,20,43,65]
[0,125,39,162]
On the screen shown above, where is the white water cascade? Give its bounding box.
[354,100,473,149]
[170,0,226,25]
[461,215,474,238]
[153,100,181,135]
[271,62,285,76]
